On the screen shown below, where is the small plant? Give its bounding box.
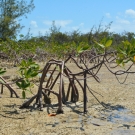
[0,68,6,83]
[16,59,40,99]
[116,39,135,66]
[94,37,113,52]
[76,42,90,56]
[0,68,6,75]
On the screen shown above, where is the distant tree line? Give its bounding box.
[0,0,135,61]
[27,21,135,49]
[0,0,135,47]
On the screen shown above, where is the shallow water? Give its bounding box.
[106,107,135,124]
[111,129,135,135]
[107,113,135,123]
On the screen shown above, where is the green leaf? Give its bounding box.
[22,80,30,89]
[0,68,6,75]
[0,70,6,75]
[82,45,90,50]
[28,58,34,65]
[105,39,112,47]
[126,45,130,55]
[16,79,30,90]
[78,49,84,54]
[30,72,38,77]
[94,41,105,48]
[16,81,22,89]
[26,68,32,78]
[130,50,135,56]
[77,45,82,51]
[118,48,127,55]
[30,64,39,69]
[19,67,26,71]
[116,59,123,65]
[131,39,135,48]
[30,63,39,68]
[20,60,27,67]
[100,37,106,44]
[122,40,130,46]
[22,91,26,99]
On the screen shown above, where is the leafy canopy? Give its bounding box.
[0,0,35,40]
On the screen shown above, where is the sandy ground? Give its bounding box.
[1,62,135,135]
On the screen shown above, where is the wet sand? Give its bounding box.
[1,62,135,135]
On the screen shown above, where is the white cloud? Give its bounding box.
[28,28,50,37]
[116,16,130,24]
[43,20,72,27]
[105,13,111,18]
[30,21,38,28]
[118,19,130,24]
[108,10,135,33]
[109,19,135,33]
[125,9,135,18]
[79,23,84,27]
[43,20,52,26]
[71,23,84,31]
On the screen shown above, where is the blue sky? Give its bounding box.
[20,0,135,37]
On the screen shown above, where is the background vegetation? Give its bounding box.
[0,0,135,63]
[1,0,135,99]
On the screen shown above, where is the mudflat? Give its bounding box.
[1,62,135,135]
